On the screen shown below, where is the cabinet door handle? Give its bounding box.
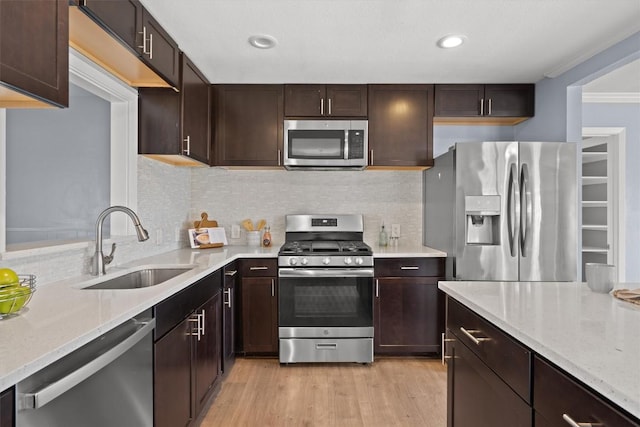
[148,32,153,60]
[250,266,269,271]
[562,414,602,427]
[459,327,490,345]
[370,149,374,166]
[487,98,492,115]
[400,266,419,270]
[328,98,332,115]
[200,309,205,336]
[225,270,238,277]
[138,26,149,55]
[320,98,324,115]
[224,289,232,308]
[375,279,379,298]
[271,278,275,297]
[441,332,455,366]
[183,135,190,155]
[278,149,281,166]
[188,315,201,340]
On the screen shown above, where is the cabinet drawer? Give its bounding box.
[447,297,531,403]
[375,257,444,277]
[154,270,222,340]
[533,356,639,427]
[240,258,277,277]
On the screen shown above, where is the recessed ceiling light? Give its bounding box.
[436,34,466,49]
[248,35,277,49]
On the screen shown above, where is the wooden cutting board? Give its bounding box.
[193,212,223,248]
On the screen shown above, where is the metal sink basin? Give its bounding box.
[83,267,193,290]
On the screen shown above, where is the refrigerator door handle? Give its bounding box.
[507,163,520,257]
[520,163,532,257]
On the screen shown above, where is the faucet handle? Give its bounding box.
[104,243,117,266]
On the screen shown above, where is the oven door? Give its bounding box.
[278,268,374,338]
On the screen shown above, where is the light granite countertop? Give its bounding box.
[438,280,640,419]
[0,244,445,391]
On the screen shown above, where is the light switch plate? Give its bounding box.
[231,224,241,239]
[391,224,401,238]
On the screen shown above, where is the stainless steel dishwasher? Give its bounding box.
[16,310,154,427]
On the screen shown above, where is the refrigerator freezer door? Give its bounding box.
[456,141,519,280]
[518,142,577,281]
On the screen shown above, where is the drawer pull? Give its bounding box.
[459,327,490,345]
[250,266,269,271]
[562,414,602,427]
[400,266,419,270]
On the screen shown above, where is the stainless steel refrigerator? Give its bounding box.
[423,141,577,281]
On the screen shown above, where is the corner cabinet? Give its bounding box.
[139,53,211,166]
[213,85,284,167]
[284,84,367,118]
[434,84,534,124]
[154,270,222,427]
[368,85,434,168]
[0,0,68,108]
[222,262,238,376]
[374,257,445,355]
[238,259,279,354]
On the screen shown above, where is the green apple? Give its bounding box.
[0,268,19,288]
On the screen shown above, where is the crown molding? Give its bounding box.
[582,92,640,103]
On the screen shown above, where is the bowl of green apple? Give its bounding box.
[0,268,36,319]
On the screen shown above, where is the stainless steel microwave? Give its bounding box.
[283,120,368,170]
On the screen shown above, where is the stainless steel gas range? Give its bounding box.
[278,214,374,364]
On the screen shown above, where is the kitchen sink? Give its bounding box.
[82,267,193,290]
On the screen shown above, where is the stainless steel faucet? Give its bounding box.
[92,206,149,276]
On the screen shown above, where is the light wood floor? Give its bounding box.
[200,357,447,427]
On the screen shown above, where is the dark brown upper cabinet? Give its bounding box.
[69,0,179,88]
[284,84,367,118]
[434,84,534,124]
[214,85,284,167]
[139,53,211,166]
[0,0,69,108]
[367,84,434,169]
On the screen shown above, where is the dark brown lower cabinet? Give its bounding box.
[374,277,442,354]
[0,387,14,427]
[446,333,532,427]
[374,257,445,355]
[533,356,639,427]
[238,259,278,355]
[154,270,222,427]
[222,263,238,375]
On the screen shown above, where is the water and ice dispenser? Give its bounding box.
[465,195,501,245]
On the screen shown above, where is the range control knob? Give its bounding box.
[300,257,309,265]
[355,257,364,265]
[322,257,331,265]
[344,257,353,265]
[289,258,298,265]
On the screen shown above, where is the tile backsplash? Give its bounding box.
[191,168,423,247]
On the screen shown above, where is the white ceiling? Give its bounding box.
[139,0,640,85]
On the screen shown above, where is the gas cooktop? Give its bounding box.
[279,240,372,255]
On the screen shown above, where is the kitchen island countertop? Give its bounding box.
[0,244,445,391]
[439,280,640,419]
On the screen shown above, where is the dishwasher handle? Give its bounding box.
[21,318,155,410]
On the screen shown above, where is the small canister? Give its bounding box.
[247,231,261,247]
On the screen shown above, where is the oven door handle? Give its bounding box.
[278,268,374,278]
